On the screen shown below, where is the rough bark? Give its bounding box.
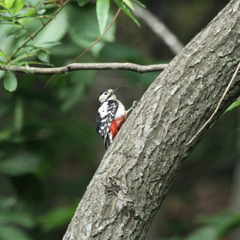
[63,0,240,239]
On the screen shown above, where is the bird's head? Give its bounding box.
[99,88,119,103]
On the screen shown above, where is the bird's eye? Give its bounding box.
[104,92,108,95]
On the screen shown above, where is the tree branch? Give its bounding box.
[133,3,184,55]
[0,63,168,74]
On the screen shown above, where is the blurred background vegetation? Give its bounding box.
[0,0,240,239]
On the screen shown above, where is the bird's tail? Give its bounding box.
[104,136,112,150]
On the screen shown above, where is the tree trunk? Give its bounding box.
[63,0,240,239]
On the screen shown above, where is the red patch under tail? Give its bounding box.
[109,115,126,139]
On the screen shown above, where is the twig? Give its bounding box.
[44,0,63,6]
[70,8,122,64]
[47,7,122,83]
[133,3,184,55]
[187,62,240,145]
[6,9,33,40]
[0,62,167,74]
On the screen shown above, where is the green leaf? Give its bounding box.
[4,0,15,9]
[0,128,12,141]
[0,225,31,240]
[185,227,218,240]
[0,196,16,209]
[114,0,140,26]
[197,212,240,237]
[9,49,39,64]
[0,49,8,63]
[24,0,37,7]
[37,50,49,63]
[0,1,6,8]
[0,49,6,57]
[132,0,145,8]
[60,71,95,111]
[0,8,7,13]
[3,71,17,92]
[96,0,110,35]
[39,206,75,231]
[0,70,5,80]
[225,101,240,112]
[37,8,46,15]
[77,0,90,7]
[0,213,34,228]
[34,7,68,45]
[34,0,45,10]
[11,0,24,14]
[69,5,116,56]
[22,7,36,16]
[6,24,26,39]
[0,152,40,176]
[123,0,134,10]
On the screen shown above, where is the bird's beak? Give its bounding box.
[113,87,120,93]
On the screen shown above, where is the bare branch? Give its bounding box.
[0,63,168,75]
[133,3,184,55]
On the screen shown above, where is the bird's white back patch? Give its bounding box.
[96,100,118,140]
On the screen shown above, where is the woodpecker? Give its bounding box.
[96,88,127,150]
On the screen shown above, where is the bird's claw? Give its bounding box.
[126,101,138,115]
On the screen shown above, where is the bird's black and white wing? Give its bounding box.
[96,100,118,148]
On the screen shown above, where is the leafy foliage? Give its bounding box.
[0,152,40,176]
[39,205,77,231]
[0,0,144,91]
[69,4,116,56]
[225,101,240,112]
[160,212,240,240]
[96,0,110,35]
[186,212,240,240]
[0,195,34,240]
[3,71,17,92]
[114,0,141,26]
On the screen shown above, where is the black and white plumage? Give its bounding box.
[96,89,126,149]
